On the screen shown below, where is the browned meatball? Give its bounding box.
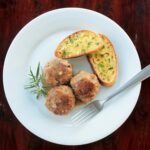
[45,85,75,115]
[44,58,72,86]
[70,71,100,102]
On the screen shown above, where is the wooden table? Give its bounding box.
[0,0,150,149]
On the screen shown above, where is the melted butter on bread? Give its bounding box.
[55,30,103,58]
[88,34,117,86]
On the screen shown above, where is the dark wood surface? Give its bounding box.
[0,0,150,149]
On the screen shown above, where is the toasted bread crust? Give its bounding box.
[55,30,103,58]
[88,34,117,87]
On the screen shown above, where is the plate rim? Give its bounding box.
[3,7,141,145]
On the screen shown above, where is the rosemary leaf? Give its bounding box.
[24,84,36,89]
[36,62,40,79]
[41,89,47,96]
[25,63,50,99]
[36,92,41,99]
[30,68,36,82]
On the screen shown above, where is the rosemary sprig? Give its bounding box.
[25,63,51,99]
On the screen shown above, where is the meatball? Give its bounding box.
[44,58,72,86]
[70,71,100,102]
[45,85,76,115]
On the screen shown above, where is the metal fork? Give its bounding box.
[71,65,150,126]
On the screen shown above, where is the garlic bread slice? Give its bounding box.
[55,30,103,58]
[88,34,117,86]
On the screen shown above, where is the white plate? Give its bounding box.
[3,8,141,145]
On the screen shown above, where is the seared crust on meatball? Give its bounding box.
[45,85,75,115]
[70,71,100,102]
[44,58,72,86]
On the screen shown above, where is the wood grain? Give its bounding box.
[0,0,150,149]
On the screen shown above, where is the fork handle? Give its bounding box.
[105,64,150,102]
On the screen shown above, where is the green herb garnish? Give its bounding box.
[88,42,92,45]
[62,50,67,56]
[69,38,74,43]
[25,63,50,99]
[101,45,105,49]
[81,49,86,53]
[109,67,113,70]
[62,49,70,57]
[94,53,98,57]
[87,42,92,48]
[75,44,79,47]
[98,63,104,68]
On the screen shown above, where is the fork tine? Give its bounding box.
[74,109,98,126]
[73,108,97,124]
[71,107,92,120]
[77,112,97,126]
[71,104,95,120]
[71,103,99,126]
[71,109,86,120]
[71,108,95,122]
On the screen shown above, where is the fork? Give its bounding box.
[71,65,150,126]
